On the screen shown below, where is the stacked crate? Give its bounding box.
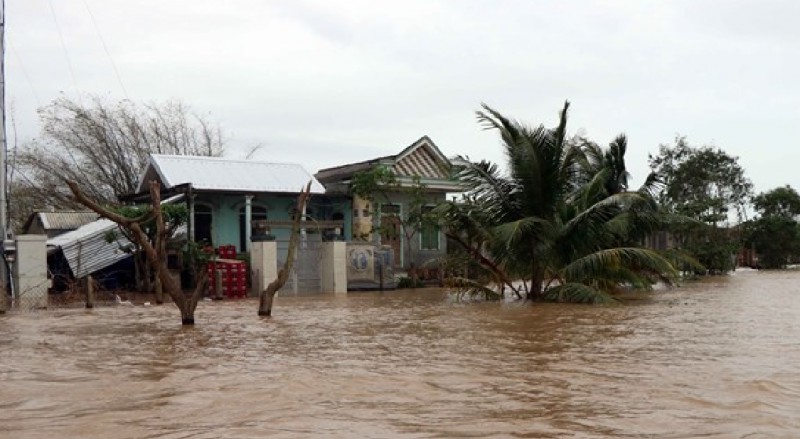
[218,244,237,259]
[207,245,248,298]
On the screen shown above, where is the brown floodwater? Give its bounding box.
[2,269,800,438]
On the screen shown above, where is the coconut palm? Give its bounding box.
[441,102,679,303]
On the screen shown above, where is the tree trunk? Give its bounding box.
[68,180,203,325]
[85,275,95,309]
[258,182,311,317]
[528,263,544,300]
[141,255,153,292]
[258,292,275,317]
[408,261,418,288]
[154,276,164,305]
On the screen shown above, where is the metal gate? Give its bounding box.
[277,236,323,294]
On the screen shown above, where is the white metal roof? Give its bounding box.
[46,195,185,278]
[48,219,133,278]
[139,154,326,194]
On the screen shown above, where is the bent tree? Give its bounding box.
[68,180,207,325]
[258,182,312,316]
[440,102,678,303]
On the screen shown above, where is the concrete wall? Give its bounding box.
[194,193,352,253]
[14,235,48,309]
[320,241,347,294]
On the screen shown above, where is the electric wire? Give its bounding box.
[47,0,82,105]
[82,0,130,100]
[9,44,41,107]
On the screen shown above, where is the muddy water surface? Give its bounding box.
[2,269,800,438]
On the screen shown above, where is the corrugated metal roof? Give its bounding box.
[48,219,133,278]
[39,211,99,231]
[140,154,326,194]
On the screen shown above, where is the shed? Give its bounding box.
[47,219,133,279]
[22,211,99,238]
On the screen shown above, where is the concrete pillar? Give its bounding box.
[250,240,277,296]
[14,235,48,309]
[352,194,373,241]
[321,241,347,295]
[244,195,253,253]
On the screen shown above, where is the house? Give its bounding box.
[314,136,462,273]
[22,211,99,238]
[124,154,350,258]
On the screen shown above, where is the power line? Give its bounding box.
[82,0,130,100]
[9,43,42,107]
[47,0,82,105]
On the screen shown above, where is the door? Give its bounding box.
[194,204,213,246]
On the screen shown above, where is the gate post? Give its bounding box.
[321,241,347,294]
[251,239,277,296]
[14,235,48,309]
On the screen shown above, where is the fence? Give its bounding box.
[3,272,134,312]
[277,238,324,294]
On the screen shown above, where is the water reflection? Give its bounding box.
[2,269,800,438]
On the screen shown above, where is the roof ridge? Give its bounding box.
[150,154,305,168]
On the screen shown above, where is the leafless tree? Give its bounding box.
[10,96,224,231]
[258,182,311,317]
[68,179,207,325]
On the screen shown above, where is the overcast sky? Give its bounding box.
[6,0,800,192]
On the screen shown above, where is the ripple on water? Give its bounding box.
[3,273,800,438]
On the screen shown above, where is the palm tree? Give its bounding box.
[441,102,679,303]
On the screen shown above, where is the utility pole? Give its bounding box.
[0,0,9,312]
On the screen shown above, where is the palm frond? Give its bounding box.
[562,247,678,283]
[543,282,618,304]
[494,216,554,250]
[446,276,504,301]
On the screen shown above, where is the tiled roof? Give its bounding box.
[315,136,462,192]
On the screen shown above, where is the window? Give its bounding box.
[420,206,439,250]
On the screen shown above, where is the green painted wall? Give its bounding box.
[193,193,351,253]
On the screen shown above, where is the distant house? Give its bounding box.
[22,211,99,238]
[124,154,350,258]
[315,136,462,271]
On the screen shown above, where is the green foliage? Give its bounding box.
[745,185,800,269]
[397,276,424,289]
[441,102,679,303]
[115,204,188,235]
[753,185,800,218]
[351,165,441,283]
[182,240,213,284]
[649,137,752,224]
[746,216,800,269]
[351,166,397,201]
[648,137,753,273]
